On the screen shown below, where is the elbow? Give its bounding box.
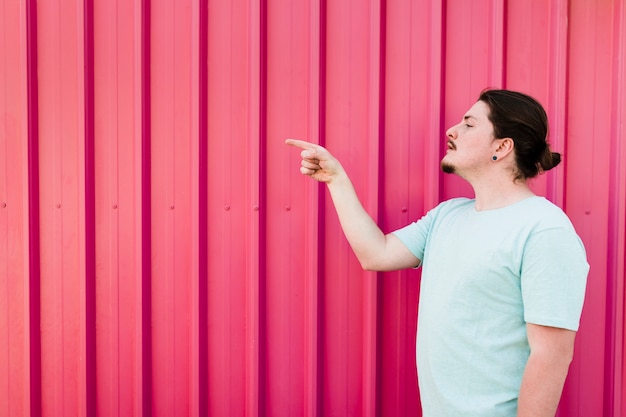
[360,260,397,272]
[360,260,379,272]
[358,257,386,272]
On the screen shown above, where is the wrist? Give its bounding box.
[327,169,349,186]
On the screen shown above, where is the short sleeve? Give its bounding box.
[521,227,589,331]
[392,204,442,265]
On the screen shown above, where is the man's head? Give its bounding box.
[441,89,560,181]
[478,89,560,180]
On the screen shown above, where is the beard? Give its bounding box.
[440,160,456,174]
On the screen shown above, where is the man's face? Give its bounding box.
[441,100,496,177]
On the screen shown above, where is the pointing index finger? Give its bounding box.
[285,138,319,150]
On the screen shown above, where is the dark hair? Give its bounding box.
[478,89,561,180]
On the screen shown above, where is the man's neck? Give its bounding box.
[470,177,535,211]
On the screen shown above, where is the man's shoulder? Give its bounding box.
[519,197,574,226]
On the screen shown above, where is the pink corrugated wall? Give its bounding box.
[1,0,625,416]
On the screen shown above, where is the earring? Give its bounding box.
[492,155,498,161]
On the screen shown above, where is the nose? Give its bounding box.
[446,125,457,140]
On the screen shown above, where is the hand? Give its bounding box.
[285,139,345,184]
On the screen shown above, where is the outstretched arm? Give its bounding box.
[286,139,419,271]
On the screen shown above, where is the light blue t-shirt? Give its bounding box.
[392,196,589,417]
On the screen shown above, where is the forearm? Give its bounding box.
[326,172,388,269]
[517,352,572,417]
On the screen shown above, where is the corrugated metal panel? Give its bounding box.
[1,0,624,416]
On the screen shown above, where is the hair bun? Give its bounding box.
[540,151,561,171]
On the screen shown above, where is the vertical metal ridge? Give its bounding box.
[500,0,508,88]
[547,0,569,207]
[432,0,447,208]
[425,0,444,210]
[257,0,268,411]
[316,0,328,412]
[377,7,387,414]
[375,0,386,216]
[304,1,325,416]
[245,0,267,415]
[362,0,385,416]
[315,77,326,417]
[82,0,97,414]
[140,0,153,415]
[196,0,209,415]
[25,0,41,415]
[488,0,505,87]
[258,0,268,395]
[605,1,626,415]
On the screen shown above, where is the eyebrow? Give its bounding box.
[463,115,477,121]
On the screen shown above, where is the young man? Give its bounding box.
[286,89,588,417]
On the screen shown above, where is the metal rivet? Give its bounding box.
[56,204,61,209]
[585,210,591,215]
[1,202,6,208]
[401,207,408,213]
[253,205,259,211]
[225,205,231,211]
[170,205,175,210]
[285,205,291,211]
[112,204,118,209]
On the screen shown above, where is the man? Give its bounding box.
[286,89,588,417]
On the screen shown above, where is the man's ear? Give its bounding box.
[494,137,515,158]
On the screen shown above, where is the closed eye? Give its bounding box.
[463,115,476,128]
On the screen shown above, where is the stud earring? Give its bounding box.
[492,155,498,161]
